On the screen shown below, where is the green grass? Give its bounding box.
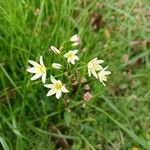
[0,0,150,149]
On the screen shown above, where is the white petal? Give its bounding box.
[46,89,56,96]
[64,53,68,58]
[98,76,102,82]
[96,59,104,64]
[28,60,40,67]
[62,86,69,93]
[101,81,106,86]
[72,50,78,54]
[40,55,44,65]
[44,84,53,88]
[67,59,71,63]
[42,73,46,83]
[91,57,97,62]
[30,73,42,81]
[74,55,79,60]
[95,65,103,71]
[103,66,108,70]
[88,68,91,77]
[71,60,75,65]
[104,71,111,75]
[27,67,38,73]
[72,42,79,46]
[51,75,57,84]
[102,77,107,81]
[56,91,62,99]
[70,34,78,42]
[91,70,98,79]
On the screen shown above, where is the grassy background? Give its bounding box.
[0,0,150,149]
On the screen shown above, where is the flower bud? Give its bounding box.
[50,46,60,54]
[52,63,62,69]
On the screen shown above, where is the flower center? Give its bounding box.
[89,63,95,69]
[67,53,74,59]
[54,83,62,90]
[99,73,106,80]
[38,65,45,73]
[89,62,100,71]
[92,64,97,70]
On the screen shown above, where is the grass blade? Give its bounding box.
[0,136,10,150]
[88,104,150,149]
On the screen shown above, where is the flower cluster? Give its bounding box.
[88,57,111,86]
[27,34,111,99]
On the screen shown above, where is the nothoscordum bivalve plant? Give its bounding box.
[44,76,69,99]
[26,34,111,99]
[88,57,104,79]
[64,50,79,65]
[98,66,111,86]
[27,55,46,83]
[87,57,111,86]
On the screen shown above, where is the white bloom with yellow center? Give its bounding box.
[27,56,46,83]
[44,75,69,99]
[98,66,111,86]
[70,34,80,46]
[64,50,79,65]
[88,57,104,79]
[52,63,62,69]
[50,46,60,54]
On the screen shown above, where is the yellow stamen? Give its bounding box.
[38,65,44,73]
[54,83,62,90]
[132,147,139,150]
[67,53,74,59]
[89,63,100,70]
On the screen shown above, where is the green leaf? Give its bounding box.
[64,111,71,126]
[0,136,10,150]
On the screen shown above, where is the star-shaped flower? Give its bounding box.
[64,50,79,65]
[27,56,46,83]
[88,57,104,79]
[44,76,69,99]
[98,66,111,86]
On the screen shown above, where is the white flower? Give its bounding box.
[50,46,60,54]
[64,50,79,65]
[88,57,104,79]
[52,63,62,69]
[44,75,69,99]
[98,66,111,86]
[27,56,46,83]
[70,34,81,46]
